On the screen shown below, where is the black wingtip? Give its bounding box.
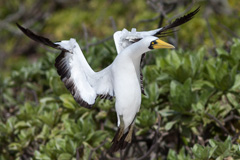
[16,23,61,50]
[16,23,22,30]
[154,6,200,37]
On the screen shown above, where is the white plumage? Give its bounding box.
[56,33,173,128]
[53,33,171,131]
[55,38,114,106]
[16,6,199,152]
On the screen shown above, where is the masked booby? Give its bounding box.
[16,7,199,152]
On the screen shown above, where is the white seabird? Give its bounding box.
[17,7,199,152]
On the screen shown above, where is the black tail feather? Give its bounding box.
[109,128,129,153]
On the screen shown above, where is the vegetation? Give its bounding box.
[1,0,240,159]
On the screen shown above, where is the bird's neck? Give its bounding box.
[124,42,148,60]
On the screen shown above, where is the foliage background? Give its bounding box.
[1,0,240,159]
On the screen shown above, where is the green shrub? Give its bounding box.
[0,39,240,159]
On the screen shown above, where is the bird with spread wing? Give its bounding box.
[17,7,199,152]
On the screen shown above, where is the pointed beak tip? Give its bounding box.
[164,44,175,49]
[166,43,175,49]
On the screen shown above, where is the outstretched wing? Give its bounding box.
[113,7,200,51]
[112,7,200,96]
[17,24,114,109]
[54,39,114,108]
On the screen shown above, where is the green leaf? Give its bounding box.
[230,38,240,63]
[14,121,31,129]
[5,117,17,134]
[159,108,177,117]
[35,151,52,160]
[216,48,229,56]
[170,51,181,69]
[231,74,240,90]
[59,94,76,109]
[192,79,214,91]
[58,153,72,160]
[192,144,217,160]
[36,124,50,140]
[95,110,107,120]
[145,82,160,102]
[165,120,178,131]
[136,127,149,136]
[167,149,177,160]
[8,143,22,151]
[169,79,196,111]
[167,148,191,160]
[209,136,232,159]
[40,97,57,105]
[136,109,156,128]
[205,60,217,81]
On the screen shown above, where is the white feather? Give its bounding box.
[55,39,114,105]
[113,28,162,54]
[55,35,158,130]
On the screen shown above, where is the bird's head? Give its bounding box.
[135,36,174,54]
[127,36,175,59]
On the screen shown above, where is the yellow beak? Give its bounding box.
[152,39,175,49]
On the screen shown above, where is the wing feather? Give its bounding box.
[112,8,199,96]
[17,24,114,109]
[154,7,200,37]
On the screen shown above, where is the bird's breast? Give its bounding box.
[112,56,142,114]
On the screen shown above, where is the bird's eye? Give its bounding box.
[148,41,155,49]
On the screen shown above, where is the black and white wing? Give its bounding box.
[113,7,200,53]
[153,7,200,38]
[17,24,114,109]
